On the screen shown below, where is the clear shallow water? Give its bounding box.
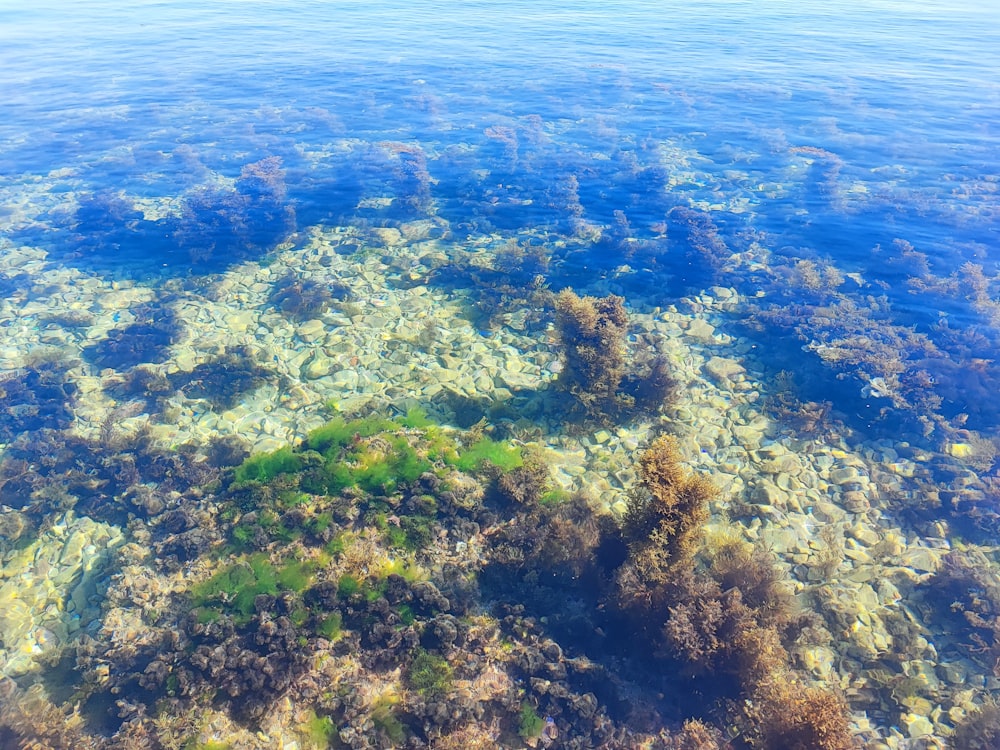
[2,1,1000,747]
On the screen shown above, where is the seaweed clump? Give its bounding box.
[175,156,296,264]
[44,416,850,748]
[609,437,853,748]
[268,271,353,322]
[168,346,278,409]
[0,362,77,443]
[554,289,676,422]
[917,549,1000,677]
[952,701,1000,750]
[619,435,714,580]
[83,302,181,371]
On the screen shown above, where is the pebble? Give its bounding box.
[901,713,934,739]
[703,356,746,382]
[297,319,326,343]
[686,318,716,342]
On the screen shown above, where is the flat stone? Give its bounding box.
[704,356,745,382]
[733,425,763,449]
[754,480,786,506]
[297,319,326,343]
[842,490,871,513]
[846,523,880,546]
[687,318,716,343]
[829,467,861,485]
[900,546,944,574]
[303,353,335,379]
[760,454,802,476]
[902,713,934,739]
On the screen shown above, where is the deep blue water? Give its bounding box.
[5,0,998,427]
[3,0,1000,745]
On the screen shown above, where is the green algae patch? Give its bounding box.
[451,437,523,473]
[306,416,397,453]
[337,574,361,598]
[302,421,432,496]
[405,649,453,696]
[399,405,434,429]
[233,445,302,484]
[190,552,318,624]
[518,702,546,739]
[298,710,339,749]
[190,553,278,622]
[316,612,343,640]
[371,695,406,744]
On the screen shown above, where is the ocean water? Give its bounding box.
[2,0,1000,747]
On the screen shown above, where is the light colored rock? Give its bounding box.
[900,546,944,574]
[830,466,861,485]
[687,318,716,342]
[303,353,335,380]
[842,490,870,513]
[297,319,326,343]
[703,356,745,382]
[760,454,803,476]
[901,713,934,739]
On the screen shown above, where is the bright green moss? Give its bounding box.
[316,612,343,640]
[190,552,279,623]
[397,603,415,626]
[231,523,256,549]
[388,436,430,482]
[378,557,424,583]
[276,558,315,592]
[289,607,310,627]
[191,553,318,624]
[307,434,431,496]
[306,416,396,454]
[424,427,459,463]
[337,574,361,598]
[452,437,523,473]
[406,650,453,695]
[324,533,347,558]
[233,446,302,484]
[540,488,572,505]
[298,711,338,750]
[518,702,546,739]
[398,406,434,428]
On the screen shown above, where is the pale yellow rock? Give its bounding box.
[704,356,746,382]
[686,318,716,342]
[947,442,972,458]
[901,712,933,739]
[297,319,326,343]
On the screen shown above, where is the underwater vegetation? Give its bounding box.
[28,412,853,748]
[268,271,354,322]
[554,289,677,422]
[430,240,553,333]
[917,549,1000,679]
[0,361,77,443]
[166,345,279,410]
[174,156,296,264]
[26,155,298,277]
[0,414,220,562]
[952,701,1000,750]
[82,301,181,371]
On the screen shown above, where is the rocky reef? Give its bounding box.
[0,413,859,749]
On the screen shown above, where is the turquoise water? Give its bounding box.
[2,1,1000,747]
